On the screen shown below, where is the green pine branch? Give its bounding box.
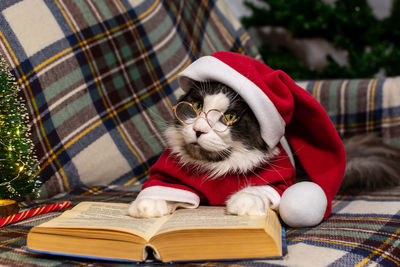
[242,0,400,79]
[0,57,40,200]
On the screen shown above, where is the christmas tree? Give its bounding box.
[242,0,400,79]
[0,57,40,201]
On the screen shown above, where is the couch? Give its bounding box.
[0,1,399,266]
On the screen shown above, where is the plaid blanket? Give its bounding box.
[0,186,399,266]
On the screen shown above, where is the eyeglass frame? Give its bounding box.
[172,101,246,133]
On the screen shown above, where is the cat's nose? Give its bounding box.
[193,119,209,137]
[195,131,203,138]
[193,127,208,138]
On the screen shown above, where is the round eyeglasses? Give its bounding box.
[173,101,238,133]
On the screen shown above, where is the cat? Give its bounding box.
[340,133,400,194]
[128,80,400,219]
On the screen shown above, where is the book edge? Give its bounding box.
[26,247,286,264]
[26,248,142,263]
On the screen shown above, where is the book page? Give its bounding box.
[37,202,169,241]
[156,206,266,235]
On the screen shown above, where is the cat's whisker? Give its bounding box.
[248,170,269,185]
[288,144,307,157]
[263,156,291,163]
[256,163,293,172]
[230,92,241,104]
[264,162,291,187]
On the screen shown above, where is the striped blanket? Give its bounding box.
[0,186,399,266]
[0,0,399,266]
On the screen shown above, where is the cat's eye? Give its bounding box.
[224,112,239,125]
[192,101,203,111]
[173,101,242,132]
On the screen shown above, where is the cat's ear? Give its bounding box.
[177,77,198,102]
[176,78,195,102]
[178,78,208,102]
[179,76,196,92]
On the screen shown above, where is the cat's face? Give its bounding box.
[165,81,279,177]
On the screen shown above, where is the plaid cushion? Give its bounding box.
[0,0,259,198]
[0,186,399,266]
[298,77,400,146]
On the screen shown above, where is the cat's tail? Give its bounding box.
[338,133,400,194]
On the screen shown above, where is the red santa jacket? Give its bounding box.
[137,146,295,209]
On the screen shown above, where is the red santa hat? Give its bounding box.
[177,51,346,219]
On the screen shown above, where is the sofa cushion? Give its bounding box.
[0,0,260,198]
[298,77,400,146]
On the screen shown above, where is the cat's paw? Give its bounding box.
[226,190,269,216]
[128,199,172,218]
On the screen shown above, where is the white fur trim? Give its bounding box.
[178,56,286,148]
[136,186,200,208]
[280,136,295,167]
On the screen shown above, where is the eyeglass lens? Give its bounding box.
[175,102,197,124]
[175,102,228,132]
[207,110,228,132]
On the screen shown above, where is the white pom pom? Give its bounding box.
[279,181,327,228]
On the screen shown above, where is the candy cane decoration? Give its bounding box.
[0,201,72,227]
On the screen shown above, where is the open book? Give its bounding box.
[27,202,284,263]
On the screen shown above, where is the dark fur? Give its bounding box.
[183,143,232,162]
[339,133,400,194]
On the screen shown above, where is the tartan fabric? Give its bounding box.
[297,77,400,146]
[0,0,259,198]
[0,186,399,266]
